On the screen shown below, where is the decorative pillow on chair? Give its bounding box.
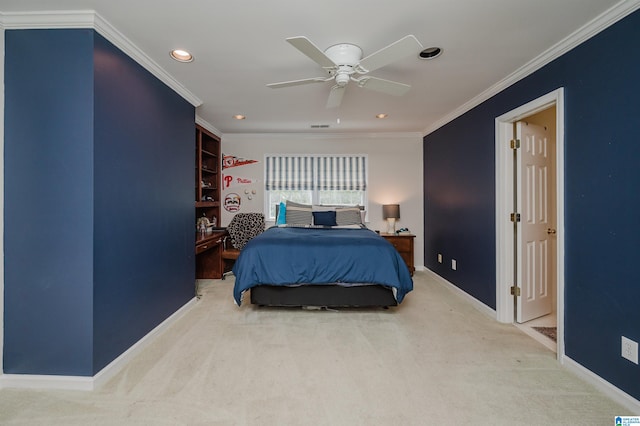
[285,201,313,225]
[312,210,337,226]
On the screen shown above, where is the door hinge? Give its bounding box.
[510,212,521,222]
[510,139,521,149]
[510,286,521,296]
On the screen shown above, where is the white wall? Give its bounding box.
[221,132,424,270]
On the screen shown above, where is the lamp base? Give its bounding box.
[386,218,396,234]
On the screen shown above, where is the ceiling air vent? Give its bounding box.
[310,124,330,128]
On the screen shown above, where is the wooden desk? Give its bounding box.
[380,233,415,276]
[196,230,226,279]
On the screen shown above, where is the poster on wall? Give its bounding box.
[223,174,259,189]
[223,154,258,169]
[224,193,241,212]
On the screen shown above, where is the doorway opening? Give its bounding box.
[495,88,565,358]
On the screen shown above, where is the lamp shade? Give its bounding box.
[382,204,400,219]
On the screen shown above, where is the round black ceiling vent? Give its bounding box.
[419,47,442,60]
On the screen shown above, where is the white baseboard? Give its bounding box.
[423,268,496,319]
[0,297,197,391]
[0,373,95,391]
[562,356,640,414]
[425,268,640,413]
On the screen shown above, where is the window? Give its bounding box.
[265,155,368,220]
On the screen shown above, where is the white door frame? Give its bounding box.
[495,88,565,359]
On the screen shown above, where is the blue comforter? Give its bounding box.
[232,226,413,305]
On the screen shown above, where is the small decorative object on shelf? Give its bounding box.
[197,215,210,233]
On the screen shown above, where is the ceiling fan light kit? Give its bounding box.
[267,35,424,108]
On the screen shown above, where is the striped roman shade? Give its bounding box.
[265,154,367,193]
[265,156,314,190]
[316,156,367,191]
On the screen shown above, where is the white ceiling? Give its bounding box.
[0,0,632,135]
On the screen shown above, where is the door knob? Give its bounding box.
[547,228,556,235]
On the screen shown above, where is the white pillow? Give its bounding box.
[312,204,336,211]
[335,206,362,226]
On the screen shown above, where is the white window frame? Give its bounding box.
[264,154,368,221]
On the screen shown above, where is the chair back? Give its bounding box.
[227,213,265,250]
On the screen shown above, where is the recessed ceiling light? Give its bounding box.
[419,47,442,60]
[375,113,388,119]
[233,114,246,120]
[170,49,193,62]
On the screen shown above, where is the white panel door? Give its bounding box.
[516,122,553,323]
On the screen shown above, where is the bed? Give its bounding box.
[232,225,413,308]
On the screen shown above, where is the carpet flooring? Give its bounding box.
[533,326,558,342]
[0,271,631,425]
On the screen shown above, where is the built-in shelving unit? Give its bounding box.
[195,124,223,279]
[195,124,221,226]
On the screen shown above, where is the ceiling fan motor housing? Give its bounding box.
[324,43,363,67]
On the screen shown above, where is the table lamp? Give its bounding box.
[382,204,400,234]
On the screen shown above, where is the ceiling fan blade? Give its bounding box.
[286,36,337,69]
[267,77,329,89]
[356,76,411,96]
[357,35,423,73]
[326,85,346,109]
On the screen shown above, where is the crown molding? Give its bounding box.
[222,132,423,141]
[0,10,202,107]
[422,0,640,136]
[195,115,222,138]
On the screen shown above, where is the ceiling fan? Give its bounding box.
[267,35,424,108]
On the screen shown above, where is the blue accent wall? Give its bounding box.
[424,10,640,400]
[4,29,95,375]
[92,34,195,373]
[4,29,195,376]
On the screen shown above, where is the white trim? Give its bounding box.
[423,268,496,320]
[224,132,423,141]
[0,373,95,391]
[0,25,5,379]
[422,0,640,136]
[422,268,640,413]
[562,356,640,414]
[0,297,197,391]
[494,88,565,358]
[195,115,222,138]
[0,11,202,107]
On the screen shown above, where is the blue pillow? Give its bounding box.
[312,210,337,226]
[276,202,287,225]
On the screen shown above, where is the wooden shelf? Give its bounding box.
[195,124,222,279]
[195,201,220,208]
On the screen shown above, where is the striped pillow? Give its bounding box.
[285,201,313,225]
[335,206,363,226]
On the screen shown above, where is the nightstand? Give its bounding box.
[380,233,415,276]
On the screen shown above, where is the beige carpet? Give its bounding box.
[0,272,630,425]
